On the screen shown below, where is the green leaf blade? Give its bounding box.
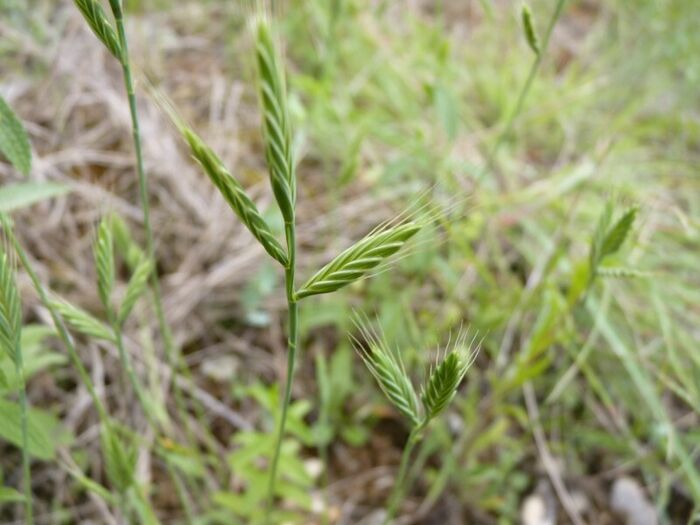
[0,182,69,213]
[0,95,32,176]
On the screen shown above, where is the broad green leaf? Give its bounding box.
[0,95,31,176]
[0,182,69,212]
[0,486,25,503]
[0,399,65,460]
[0,325,64,392]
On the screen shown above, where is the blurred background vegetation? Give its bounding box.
[1,0,699,523]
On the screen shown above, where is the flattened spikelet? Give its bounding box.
[521,3,540,55]
[352,316,420,425]
[421,330,478,419]
[254,17,295,223]
[49,297,115,342]
[183,127,288,266]
[94,217,115,312]
[297,222,420,299]
[118,256,153,325]
[0,247,21,363]
[601,207,638,259]
[73,0,122,59]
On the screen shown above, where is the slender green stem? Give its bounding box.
[106,10,205,518]
[111,3,179,386]
[15,356,33,524]
[383,424,424,525]
[266,221,298,521]
[113,323,155,426]
[479,0,567,188]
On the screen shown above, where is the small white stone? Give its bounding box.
[200,355,238,382]
[610,477,658,525]
[521,494,554,525]
[304,458,324,479]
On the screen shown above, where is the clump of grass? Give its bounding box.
[0,236,32,524]
[0,215,151,522]
[352,316,478,524]
[165,13,425,521]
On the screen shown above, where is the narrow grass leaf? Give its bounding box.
[589,201,613,274]
[101,425,136,493]
[0,487,26,503]
[73,0,122,59]
[49,298,114,342]
[0,95,31,176]
[297,222,420,299]
[598,266,650,279]
[182,127,288,266]
[0,182,69,212]
[118,255,153,325]
[254,17,296,223]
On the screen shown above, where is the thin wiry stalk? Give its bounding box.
[17,362,32,524]
[479,0,567,188]
[109,2,180,392]
[256,15,299,521]
[266,220,298,521]
[383,423,424,525]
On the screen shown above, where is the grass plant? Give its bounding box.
[352,317,478,524]
[168,14,423,521]
[2,1,700,523]
[0,240,32,524]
